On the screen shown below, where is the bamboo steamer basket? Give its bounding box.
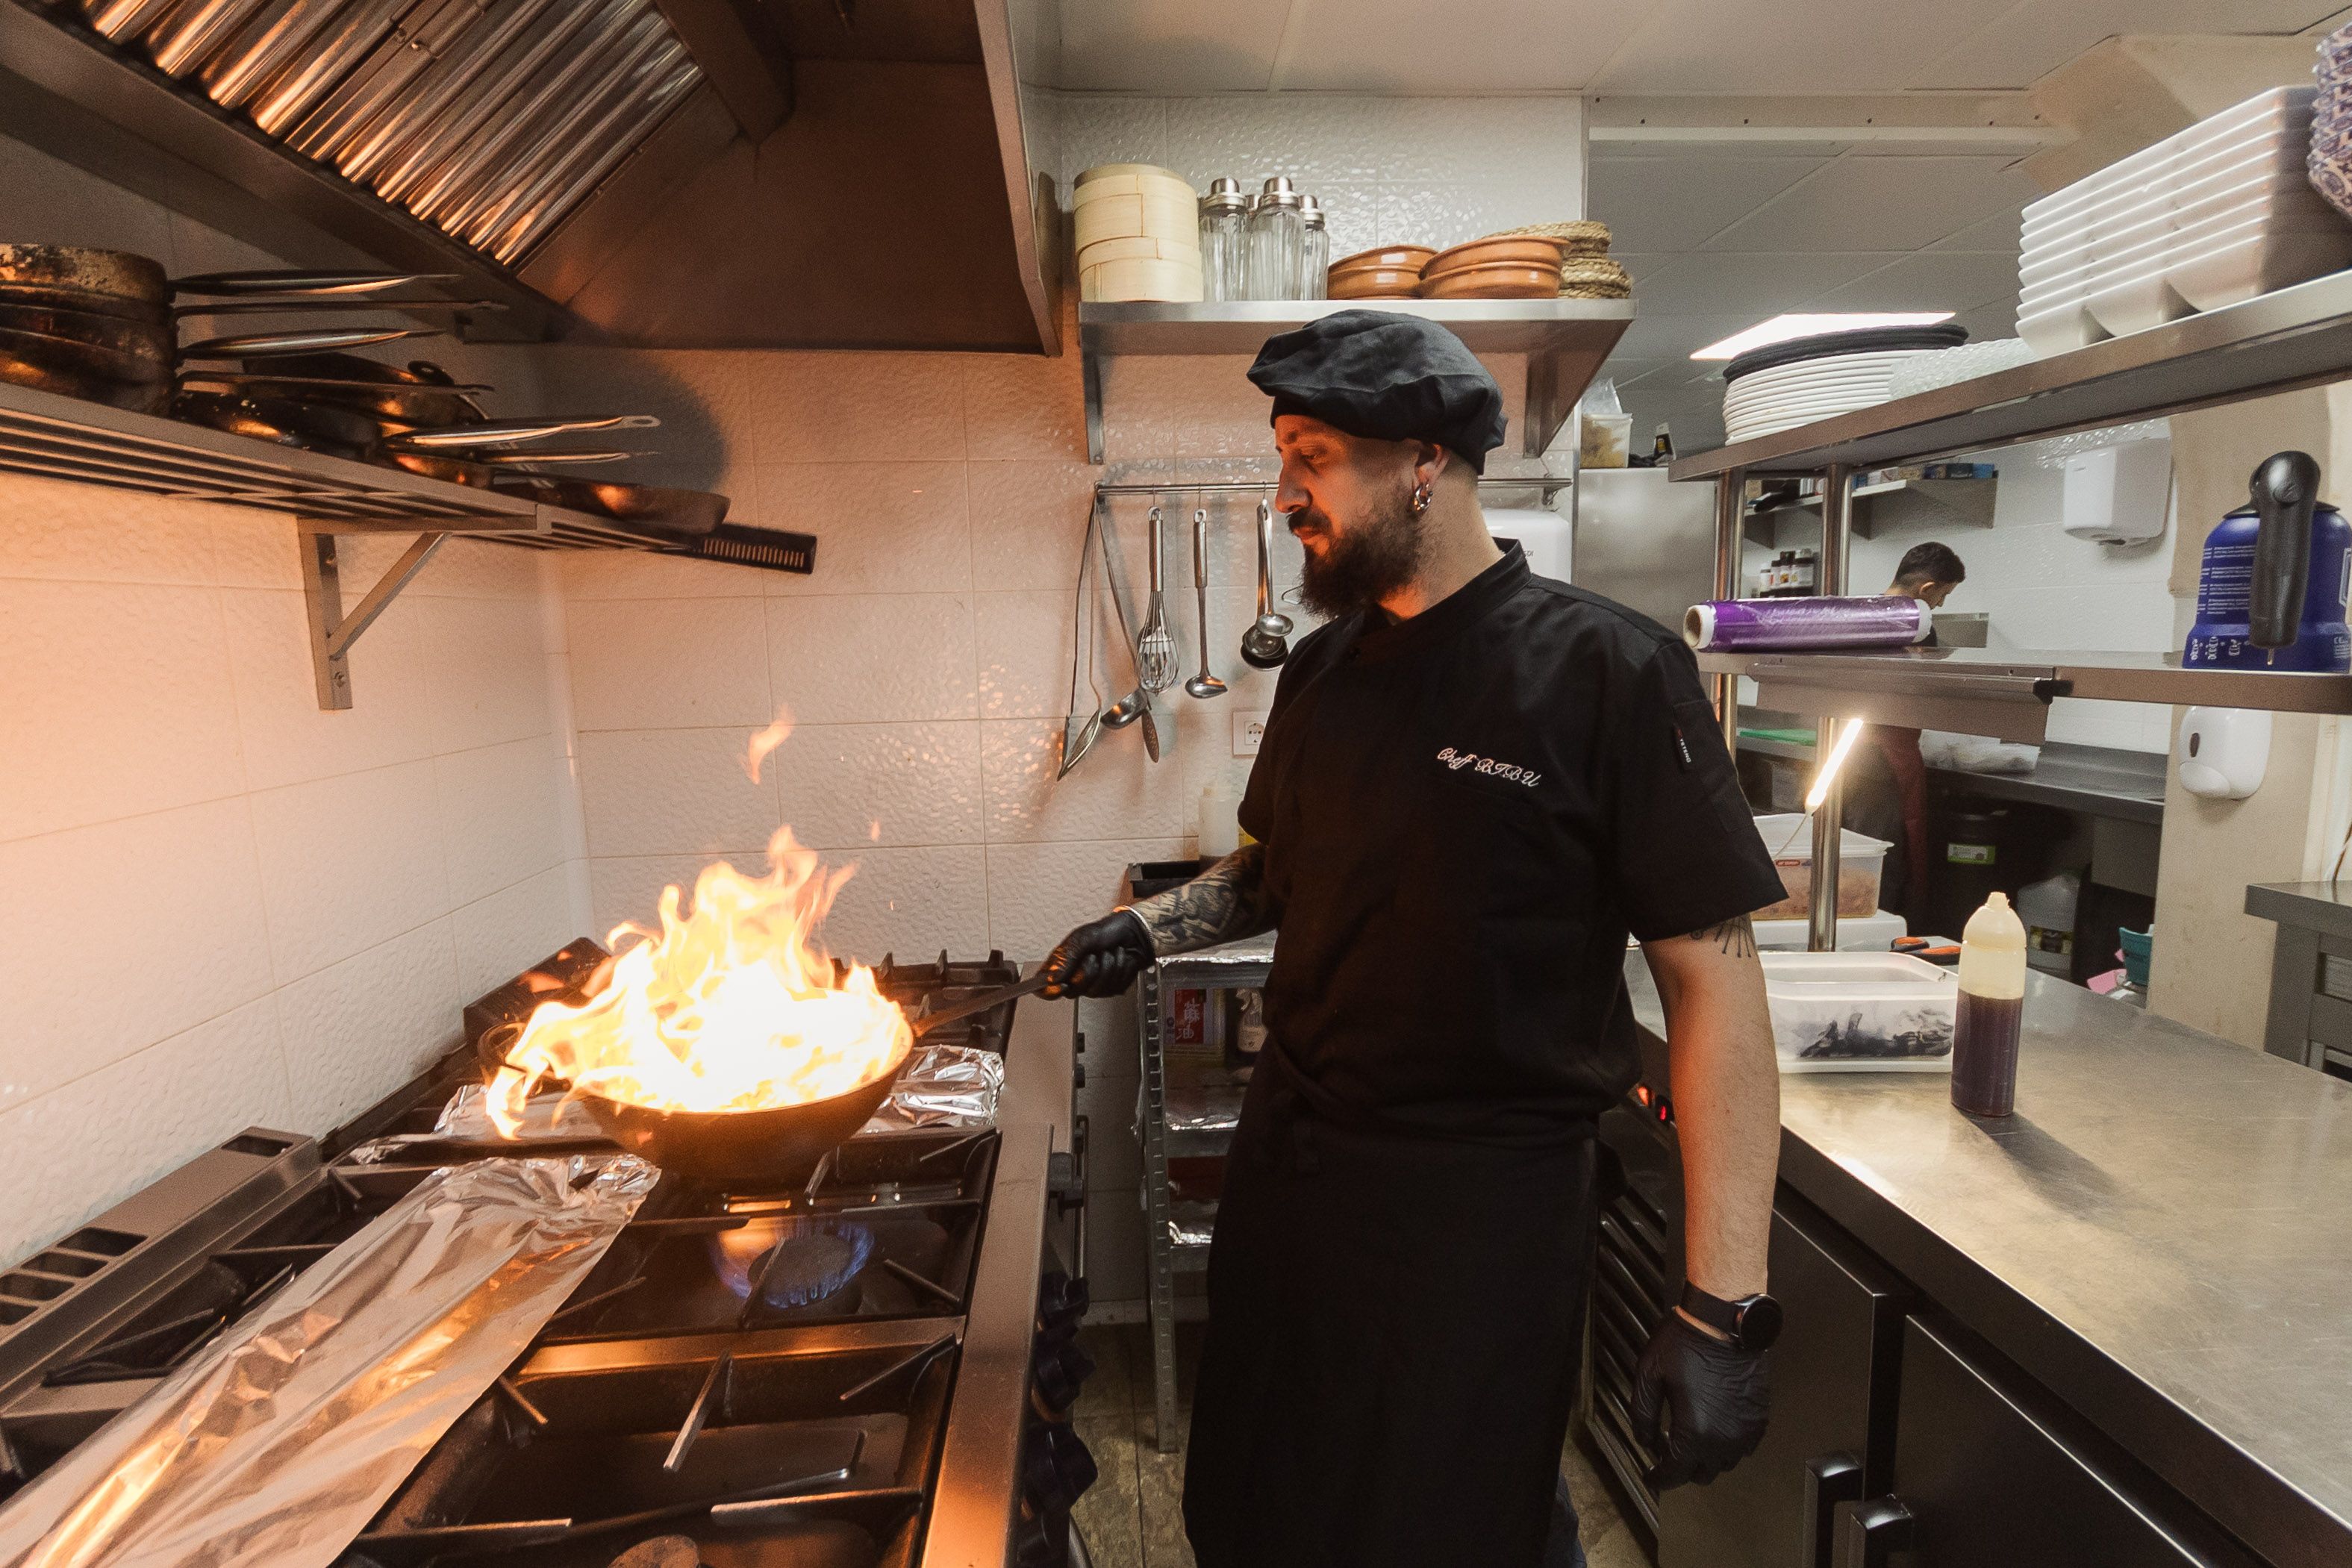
[1073,169,1198,207]
[1079,234,1203,266]
[1075,192,1201,251]
[1081,255,1205,302]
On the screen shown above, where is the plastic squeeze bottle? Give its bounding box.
[1951,891,2027,1117]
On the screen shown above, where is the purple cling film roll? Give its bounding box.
[1685,596,1933,652]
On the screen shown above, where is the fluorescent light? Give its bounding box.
[1692,312,1955,361]
[1805,719,1868,813]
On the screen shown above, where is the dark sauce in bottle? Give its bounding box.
[1950,990,2023,1117]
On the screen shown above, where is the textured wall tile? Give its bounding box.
[766,593,978,724]
[977,590,1079,721]
[589,853,721,937]
[529,346,757,499]
[969,460,1098,592]
[744,352,967,465]
[766,721,983,849]
[406,537,546,600]
[759,460,972,597]
[0,798,274,1113]
[1056,96,1171,190]
[817,845,990,964]
[984,837,1188,961]
[451,866,580,1002]
[559,547,771,601]
[1371,98,1584,190]
[1164,96,1400,188]
[567,596,775,732]
[964,352,1088,462]
[576,727,780,859]
[420,595,552,754]
[252,760,449,983]
[981,719,1192,843]
[1379,184,1583,252]
[437,736,568,906]
[0,579,246,841]
[0,469,219,587]
[1313,182,1386,260]
[224,587,443,792]
[276,919,460,1133]
[0,999,288,1270]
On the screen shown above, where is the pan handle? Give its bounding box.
[908,971,1053,1037]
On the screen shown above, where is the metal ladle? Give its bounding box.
[1240,499,1292,669]
[1184,508,1228,699]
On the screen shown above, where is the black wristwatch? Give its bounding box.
[1680,1281,1783,1352]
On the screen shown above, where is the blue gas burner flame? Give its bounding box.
[711,1216,876,1310]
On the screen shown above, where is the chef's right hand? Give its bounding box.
[1040,910,1155,998]
[1630,1311,1771,1489]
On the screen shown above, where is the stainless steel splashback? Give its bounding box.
[1571,467,1721,632]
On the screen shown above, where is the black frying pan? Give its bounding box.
[178,371,487,428]
[0,322,171,387]
[0,245,169,305]
[0,280,170,326]
[242,352,466,387]
[0,352,169,412]
[170,388,387,457]
[0,302,173,372]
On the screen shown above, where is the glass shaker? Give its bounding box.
[1244,176,1306,301]
[1199,177,1249,302]
[1299,195,1329,299]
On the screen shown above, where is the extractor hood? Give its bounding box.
[0,0,1061,352]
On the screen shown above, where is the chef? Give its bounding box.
[1851,542,1968,925]
[1041,311,1788,1568]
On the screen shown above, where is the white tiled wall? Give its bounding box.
[1742,437,2181,753]
[0,135,581,1267]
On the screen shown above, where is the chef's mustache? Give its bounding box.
[1285,505,1332,536]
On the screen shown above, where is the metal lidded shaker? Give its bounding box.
[1244,175,1306,301]
[1200,177,1250,303]
[1299,194,1330,299]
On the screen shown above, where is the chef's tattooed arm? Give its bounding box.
[1125,843,1276,955]
[1685,914,1756,959]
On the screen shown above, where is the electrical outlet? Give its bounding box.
[1234,710,1269,756]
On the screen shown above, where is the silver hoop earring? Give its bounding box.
[1411,483,1432,515]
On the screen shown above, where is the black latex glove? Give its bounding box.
[1039,910,1155,999]
[1630,1311,1771,1489]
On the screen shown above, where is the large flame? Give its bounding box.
[486,825,911,1134]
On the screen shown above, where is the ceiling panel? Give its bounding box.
[1801,250,2023,313]
[1611,310,1760,363]
[1906,0,2340,91]
[1588,0,2018,94]
[1587,154,1826,252]
[1700,154,2041,253]
[1633,251,1903,316]
[1057,0,1294,91]
[1927,209,2027,252]
[1268,0,1644,90]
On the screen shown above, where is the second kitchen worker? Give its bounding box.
[1043,312,1789,1568]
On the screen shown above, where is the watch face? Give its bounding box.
[1738,1293,1784,1352]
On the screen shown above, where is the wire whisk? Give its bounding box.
[1135,505,1178,692]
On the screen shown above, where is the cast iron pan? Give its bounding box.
[244,352,465,387]
[0,302,172,372]
[0,322,171,386]
[573,1061,911,1187]
[178,372,487,428]
[0,352,168,413]
[0,245,169,305]
[0,281,170,326]
[170,389,385,457]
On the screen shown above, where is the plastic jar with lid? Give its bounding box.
[1198,178,1250,302]
[1298,195,1329,299]
[1244,176,1306,301]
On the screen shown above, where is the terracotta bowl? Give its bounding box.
[1329,267,1424,300]
[1418,261,1564,300]
[1420,236,1566,279]
[1330,243,1438,275]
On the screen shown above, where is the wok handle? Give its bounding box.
[908,971,1053,1037]
[2250,450,2321,651]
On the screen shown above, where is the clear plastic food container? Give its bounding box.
[1762,952,1957,1072]
[1750,814,1891,919]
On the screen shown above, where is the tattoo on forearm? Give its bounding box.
[1128,843,1275,955]
[1684,914,1757,959]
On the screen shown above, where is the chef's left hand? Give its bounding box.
[1630,1311,1771,1489]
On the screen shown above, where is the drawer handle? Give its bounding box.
[1833,1496,1914,1568]
[1803,1452,1864,1568]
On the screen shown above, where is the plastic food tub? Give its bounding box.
[1761,952,1957,1072]
[1749,814,1891,920]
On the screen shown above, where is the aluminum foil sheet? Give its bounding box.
[0,1154,657,1568]
[861,1043,1004,1132]
[436,1081,602,1142]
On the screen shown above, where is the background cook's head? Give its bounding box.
[1247,310,1508,621]
[1888,540,1967,607]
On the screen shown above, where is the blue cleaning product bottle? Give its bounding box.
[2185,450,2352,672]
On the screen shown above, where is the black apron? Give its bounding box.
[1182,1041,1597,1568]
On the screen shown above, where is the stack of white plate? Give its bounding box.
[2018,86,2352,357]
[1722,351,1932,443]
[1074,164,1203,302]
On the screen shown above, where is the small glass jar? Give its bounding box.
[1244,175,1306,301]
[1298,196,1329,299]
[1199,177,1250,302]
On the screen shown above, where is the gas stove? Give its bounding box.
[0,951,1093,1568]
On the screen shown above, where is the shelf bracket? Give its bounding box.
[298,523,450,711]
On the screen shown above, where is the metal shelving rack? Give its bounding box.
[0,377,763,710]
[1079,298,1632,464]
[1135,932,1273,1452]
[1668,266,2352,949]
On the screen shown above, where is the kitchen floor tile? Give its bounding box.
[1076,1414,1147,1568]
[1076,1325,1138,1419]
[1136,1434,1192,1568]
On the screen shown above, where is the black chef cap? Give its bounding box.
[1247,309,1508,473]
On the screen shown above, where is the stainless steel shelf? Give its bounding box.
[1703,644,2352,743]
[1078,298,1633,462]
[1670,268,2352,479]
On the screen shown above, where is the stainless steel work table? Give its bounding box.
[1624,958,2352,1568]
[1738,729,2168,825]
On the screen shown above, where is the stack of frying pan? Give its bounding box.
[0,245,734,538]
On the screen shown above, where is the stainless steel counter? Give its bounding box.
[1739,730,2168,824]
[1625,960,2352,1568]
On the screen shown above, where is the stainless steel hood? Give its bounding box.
[0,0,1061,351]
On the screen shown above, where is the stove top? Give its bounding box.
[0,950,1089,1568]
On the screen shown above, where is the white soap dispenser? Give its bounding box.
[2177,707,2270,799]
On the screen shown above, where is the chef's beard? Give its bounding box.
[1293,476,1426,619]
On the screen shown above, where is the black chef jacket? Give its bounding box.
[1237,543,1785,1146]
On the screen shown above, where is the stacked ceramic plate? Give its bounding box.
[2018,86,2352,356]
[1720,325,1967,444]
